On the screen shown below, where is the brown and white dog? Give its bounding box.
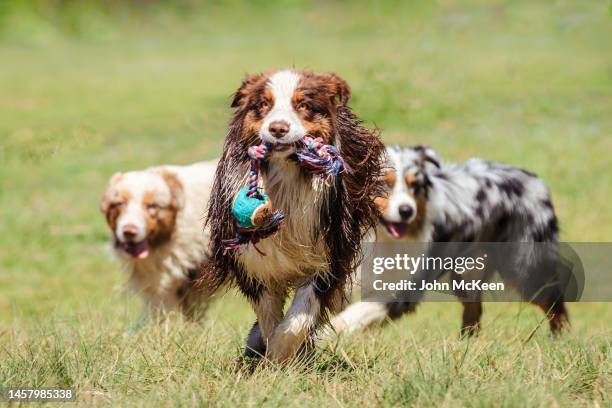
[101,160,217,319]
[205,69,384,363]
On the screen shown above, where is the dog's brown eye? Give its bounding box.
[110,202,124,209]
[382,171,396,187]
[259,101,270,111]
[297,102,309,111]
[147,203,160,212]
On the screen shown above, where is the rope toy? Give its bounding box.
[295,136,346,177]
[222,136,346,255]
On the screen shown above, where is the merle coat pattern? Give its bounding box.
[330,145,568,337]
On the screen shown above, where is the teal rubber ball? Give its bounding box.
[232,186,270,229]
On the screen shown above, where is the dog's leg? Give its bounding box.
[332,278,354,314]
[247,290,285,358]
[244,321,266,359]
[530,258,570,335]
[266,284,320,364]
[534,299,569,335]
[509,247,570,336]
[327,300,392,337]
[460,301,483,337]
[325,268,423,339]
[453,271,483,337]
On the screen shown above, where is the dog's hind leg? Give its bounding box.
[534,299,569,335]
[328,300,389,335]
[453,273,483,337]
[531,275,570,335]
[460,301,483,337]
[512,245,570,335]
[325,299,416,338]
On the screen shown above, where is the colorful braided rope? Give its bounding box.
[296,136,345,177]
[222,137,345,255]
[246,143,270,199]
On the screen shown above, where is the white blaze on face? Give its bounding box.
[259,70,307,144]
[115,176,148,243]
[113,172,169,244]
[384,147,418,224]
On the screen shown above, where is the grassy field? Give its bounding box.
[1,1,611,406]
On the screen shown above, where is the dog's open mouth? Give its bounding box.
[381,219,408,239]
[267,142,300,162]
[119,240,149,259]
[272,143,294,152]
[269,142,298,155]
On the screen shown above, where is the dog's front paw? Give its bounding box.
[265,331,304,365]
[244,322,267,359]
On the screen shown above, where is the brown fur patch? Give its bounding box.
[295,72,351,143]
[310,72,351,105]
[302,114,333,143]
[374,196,389,214]
[231,73,269,109]
[404,194,428,236]
[242,111,265,142]
[100,181,130,233]
[230,73,274,143]
[143,171,184,248]
[384,170,396,187]
[160,170,184,209]
[374,171,395,216]
[292,89,306,105]
[405,173,417,186]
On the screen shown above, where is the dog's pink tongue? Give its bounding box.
[135,247,149,259]
[388,223,401,238]
[123,240,149,259]
[387,222,407,239]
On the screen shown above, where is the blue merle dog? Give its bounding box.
[330,145,569,337]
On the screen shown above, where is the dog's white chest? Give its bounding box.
[237,163,329,287]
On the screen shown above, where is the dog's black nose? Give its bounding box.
[269,121,289,138]
[398,205,414,220]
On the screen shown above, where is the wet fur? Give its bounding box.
[203,70,384,362]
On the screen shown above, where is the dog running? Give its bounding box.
[204,69,385,363]
[101,161,217,319]
[330,145,569,337]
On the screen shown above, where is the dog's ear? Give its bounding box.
[231,73,264,109]
[322,72,351,106]
[416,145,441,169]
[100,172,123,213]
[160,169,184,210]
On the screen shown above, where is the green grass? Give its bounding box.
[1,1,611,406]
